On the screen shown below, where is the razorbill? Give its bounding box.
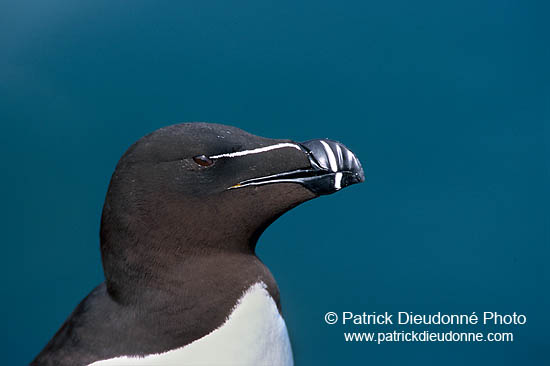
[31,123,364,366]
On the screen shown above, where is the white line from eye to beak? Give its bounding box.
[209,143,302,159]
[320,140,338,172]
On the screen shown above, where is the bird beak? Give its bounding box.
[229,139,365,195]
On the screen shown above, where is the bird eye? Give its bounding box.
[193,155,214,167]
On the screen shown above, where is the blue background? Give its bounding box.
[2,1,548,365]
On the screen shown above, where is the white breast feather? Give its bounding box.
[87,282,293,366]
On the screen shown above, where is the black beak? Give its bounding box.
[229,139,365,195]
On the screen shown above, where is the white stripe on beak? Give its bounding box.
[334,172,343,190]
[320,140,338,172]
